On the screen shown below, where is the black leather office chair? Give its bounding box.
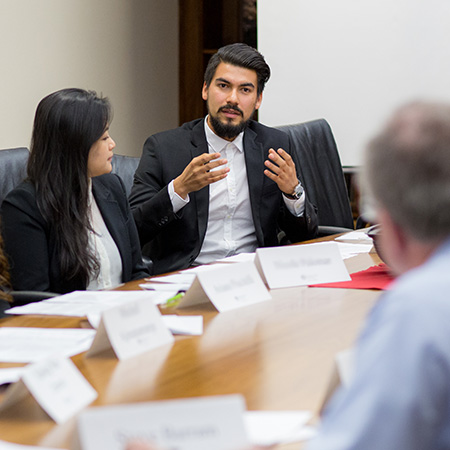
[9,290,59,307]
[111,154,140,196]
[0,147,29,206]
[111,154,153,273]
[276,120,355,237]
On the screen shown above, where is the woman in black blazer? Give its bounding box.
[1,88,149,296]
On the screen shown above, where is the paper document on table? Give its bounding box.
[87,312,202,336]
[77,394,249,450]
[162,315,203,335]
[336,242,374,259]
[0,367,26,386]
[215,252,256,263]
[244,411,316,445]
[0,327,96,363]
[255,242,350,289]
[146,273,196,285]
[5,290,165,316]
[336,229,373,242]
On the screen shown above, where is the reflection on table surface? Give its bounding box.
[0,250,382,449]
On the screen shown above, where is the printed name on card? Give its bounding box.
[255,242,351,289]
[177,261,271,312]
[77,394,249,450]
[0,357,97,424]
[86,298,174,360]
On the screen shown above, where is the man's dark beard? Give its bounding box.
[208,105,253,140]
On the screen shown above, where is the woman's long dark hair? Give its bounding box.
[27,88,112,285]
[0,225,12,303]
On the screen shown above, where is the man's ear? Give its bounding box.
[202,82,208,101]
[255,92,263,111]
[378,208,408,275]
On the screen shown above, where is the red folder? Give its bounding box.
[309,264,395,290]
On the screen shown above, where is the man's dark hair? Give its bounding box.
[204,43,271,96]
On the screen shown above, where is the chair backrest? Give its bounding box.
[111,154,140,196]
[276,119,354,230]
[0,147,29,206]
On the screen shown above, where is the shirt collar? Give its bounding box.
[204,116,244,153]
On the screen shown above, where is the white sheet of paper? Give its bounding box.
[178,261,271,312]
[146,273,196,285]
[0,328,96,363]
[6,290,164,316]
[87,313,203,336]
[86,299,174,360]
[0,357,97,424]
[77,394,249,450]
[0,367,26,386]
[335,230,373,242]
[215,252,256,263]
[244,411,316,445]
[0,440,66,450]
[162,315,203,335]
[255,242,351,289]
[139,282,186,293]
[337,242,374,259]
[181,264,224,274]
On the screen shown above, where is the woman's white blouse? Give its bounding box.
[86,186,123,290]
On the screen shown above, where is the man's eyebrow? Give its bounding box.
[215,77,255,88]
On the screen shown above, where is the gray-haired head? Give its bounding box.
[363,101,450,242]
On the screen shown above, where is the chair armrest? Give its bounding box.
[10,290,60,306]
[317,225,355,237]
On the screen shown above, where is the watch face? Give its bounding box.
[294,183,304,197]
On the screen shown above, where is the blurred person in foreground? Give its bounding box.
[306,101,450,449]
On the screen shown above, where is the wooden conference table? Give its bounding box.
[0,237,383,449]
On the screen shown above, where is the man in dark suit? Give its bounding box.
[129,43,318,275]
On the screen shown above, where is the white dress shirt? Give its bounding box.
[168,118,306,265]
[86,185,123,290]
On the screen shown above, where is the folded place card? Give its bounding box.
[0,357,97,424]
[77,394,249,450]
[86,298,174,360]
[176,261,272,312]
[319,348,355,415]
[254,242,351,289]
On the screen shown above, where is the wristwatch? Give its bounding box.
[284,182,304,200]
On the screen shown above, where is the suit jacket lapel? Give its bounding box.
[243,126,265,240]
[91,179,126,270]
[190,120,210,246]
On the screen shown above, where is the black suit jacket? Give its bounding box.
[129,119,318,274]
[1,174,148,294]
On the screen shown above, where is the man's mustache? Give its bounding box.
[218,104,243,116]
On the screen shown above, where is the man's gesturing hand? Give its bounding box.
[264,148,298,195]
[173,152,229,199]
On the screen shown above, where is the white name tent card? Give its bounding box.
[77,394,249,450]
[177,261,271,312]
[320,348,355,414]
[86,298,174,360]
[0,357,97,424]
[254,242,351,289]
